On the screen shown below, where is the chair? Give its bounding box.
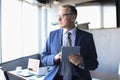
[0,68,9,80]
[118,63,120,75]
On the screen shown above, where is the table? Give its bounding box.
[8,70,120,80]
[8,70,45,80]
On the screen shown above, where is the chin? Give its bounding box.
[60,25,63,28]
[60,26,64,28]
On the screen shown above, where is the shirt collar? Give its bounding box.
[63,27,76,34]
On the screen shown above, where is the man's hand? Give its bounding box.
[69,53,84,66]
[54,51,62,61]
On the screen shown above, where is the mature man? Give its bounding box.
[41,4,98,80]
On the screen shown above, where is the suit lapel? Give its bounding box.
[57,29,63,51]
[75,28,83,46]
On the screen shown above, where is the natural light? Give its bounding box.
[1,0,39,62]
[76,4,116,29]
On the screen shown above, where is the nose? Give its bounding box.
[58,16,62,21]
[57,15,62,21]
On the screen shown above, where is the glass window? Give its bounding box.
[76,4,116,29]
[1,0,39,62]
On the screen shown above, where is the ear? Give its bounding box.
[71,15,76,22]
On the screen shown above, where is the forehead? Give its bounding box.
[59,7,71,14]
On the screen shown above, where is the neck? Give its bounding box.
[63,27,75,32]
[65,25,75,31]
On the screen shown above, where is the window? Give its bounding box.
[1,0,39,62]
[76,3,116,29]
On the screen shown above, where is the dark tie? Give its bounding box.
[63,32,72,80]
[67,32,72,46]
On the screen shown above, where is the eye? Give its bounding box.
[57,13,74,19]
[57,14,64,19]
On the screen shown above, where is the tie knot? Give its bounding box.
[68,32,71,36]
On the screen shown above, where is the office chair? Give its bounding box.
[118,63,120,75]
[4,71,9,80]
[0,69,9,80]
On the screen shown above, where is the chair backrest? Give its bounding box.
[0,68,9,80]
[4,71,9,80]
[118,63,120,75]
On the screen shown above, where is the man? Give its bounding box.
[41,4,98,80]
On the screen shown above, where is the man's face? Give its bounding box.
[57,7,75,29]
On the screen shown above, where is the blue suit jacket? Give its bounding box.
[41,28,98,80]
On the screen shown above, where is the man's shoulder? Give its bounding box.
[50,29,62,34]
[48,29,62,39]
[77,28,92,36]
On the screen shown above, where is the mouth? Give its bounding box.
[59,22,62,25]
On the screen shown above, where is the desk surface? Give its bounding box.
[8,70,120,80]
[8,70,45,80]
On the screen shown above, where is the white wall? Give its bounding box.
[86,28,120,74]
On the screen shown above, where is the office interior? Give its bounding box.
[0,0,120,80]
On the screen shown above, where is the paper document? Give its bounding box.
[27,58,40,73]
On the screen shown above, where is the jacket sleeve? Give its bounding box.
[41,31,61,66]
[80,33,99,70]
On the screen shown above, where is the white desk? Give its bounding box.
[8,70,45,80]
[9,70,120,80]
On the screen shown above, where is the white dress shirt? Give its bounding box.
[62,27,76,47]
